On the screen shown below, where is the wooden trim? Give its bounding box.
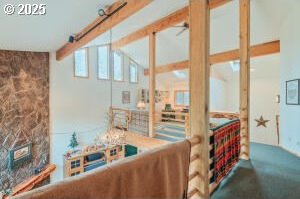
[112,0,232,50]
[149,32,156,138]
[74,48,89,79]
[189,0,210,198]
[211,40,280,64]
[209,0,232,9]
[10,164,56,197]
[239,0,250,160]
[144,40,280,75]
[144,60,189,75]
[112,6,189,49]
[56,0,153,61]
[188,188,199,198]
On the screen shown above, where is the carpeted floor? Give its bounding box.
[212,143,300,199]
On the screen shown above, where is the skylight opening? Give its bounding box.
[173,70,187,79]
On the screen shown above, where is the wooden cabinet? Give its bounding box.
[64,145,125,178]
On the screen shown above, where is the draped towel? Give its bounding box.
[13,140,191,199]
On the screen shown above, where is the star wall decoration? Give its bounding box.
[255,116,270,128]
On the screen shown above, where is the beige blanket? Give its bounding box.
[13,140,191,199]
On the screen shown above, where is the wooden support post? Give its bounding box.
[239,0,250,160]
[149,32,156,138]
[189,0,210,198]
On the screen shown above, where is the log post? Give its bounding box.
[189,0,210,198]
[149,32,156,138]
[239,0,250,160]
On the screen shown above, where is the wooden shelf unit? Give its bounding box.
[64,145,125,178]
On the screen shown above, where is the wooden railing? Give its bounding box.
[4,164,56,199]
[210,111,239,120]
[110,107,131,130]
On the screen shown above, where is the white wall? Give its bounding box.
[224,61,280,146]
[210,78,228,111]
[279,3,300,155]
[49,47,148,182]
[164,78,228,111]
[250,77,280,146]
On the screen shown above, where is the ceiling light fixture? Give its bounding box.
[98,9,108,17]
[69,35,75,43]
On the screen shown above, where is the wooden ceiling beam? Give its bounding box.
[209,0,232,9]
[144,60,189,75]
[112,0,232,50]
[144,40,280,75]
[56,0,152,61]
[112,6,189,50]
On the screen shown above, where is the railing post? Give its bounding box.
[239,0,250,160]
[189,0,210,198]
[149,32,156,138]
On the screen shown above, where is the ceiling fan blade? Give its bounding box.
[176,28,187,36]
[172,25,185,28]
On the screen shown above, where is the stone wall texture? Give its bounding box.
[0,50,49,191]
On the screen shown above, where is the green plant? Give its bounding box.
[69,132,79,150]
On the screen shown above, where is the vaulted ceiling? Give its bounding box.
[0,0,295,85]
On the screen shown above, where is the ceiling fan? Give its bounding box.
[172,22,189,36]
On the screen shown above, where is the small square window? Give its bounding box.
[74,48,89,78]
[175,91,189,107]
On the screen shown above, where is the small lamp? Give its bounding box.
[137,101,146,110]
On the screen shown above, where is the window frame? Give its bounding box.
[174,90,190,107]
[113,50,124,82]
[97,45,110,80]
[129,59,139,84]
[74,48,89,79]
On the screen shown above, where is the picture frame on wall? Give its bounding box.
[286,79,300,105]
[8,143,33,170]
[122,91,130,104]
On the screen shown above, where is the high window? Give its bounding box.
[74,48,88,78]
[113,51,124,81]
[129,60,138,83]
[98,46,109,80]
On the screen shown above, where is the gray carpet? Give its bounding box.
[212,143,300,199]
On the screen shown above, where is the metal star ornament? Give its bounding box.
[255,116,270,128]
